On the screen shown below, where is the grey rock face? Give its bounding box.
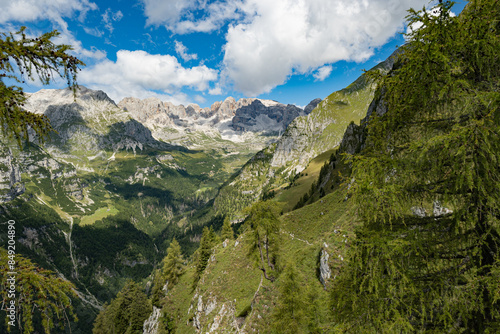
[269,114,323,173]
[412,207,427,217]
[433,201,453,217]
[231,99,307,133]
[188,292,240,333]
[304,98,322,114]
[338,122,364,155]
[319,249,331,288]
[143,306,162,334]
[0,148,25,203]
[269,50,400,174]
[119,95,317,136]
[211,96,237,119]
[0,143,85,203]
[23,87,172,153]
[20,87,316,158]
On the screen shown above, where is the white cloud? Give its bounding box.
[313,65,333,82]
[102,8,123,33]
[83,26,104,37]
[0,0,97,24]
[142,0,196,27]
[141,0,436,95]
[222,0,431,96]
[173,1,242,34]
[142,0,241,34]
[209,85,223,95]
[79,50,218,103]
[175,41,198,62]
[194,95,206,104]
[0,0,105,60]
[54,24,107,59]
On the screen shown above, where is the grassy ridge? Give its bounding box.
[276,148,336,212]
[160,184,358,332]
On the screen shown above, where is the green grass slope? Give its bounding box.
[158,185,359,333]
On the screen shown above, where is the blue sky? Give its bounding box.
[1,0,467,108]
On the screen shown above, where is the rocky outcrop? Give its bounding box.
[189,292,239,333]
[22,87,175,154]
[337,122,364,155]
[231,99,308,133]
[0,147,24,203]
[269,115,323,173]
[269,68,383,173]
[143,306,162,334]
[304,98,322,114]
[25,86,125,133]
[433,201,452,217]
[319,249,331,288]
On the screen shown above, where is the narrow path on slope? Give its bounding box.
[280,229,313,246]
[238,273,264,334]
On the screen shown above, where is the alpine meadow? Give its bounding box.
[0,0,499,333]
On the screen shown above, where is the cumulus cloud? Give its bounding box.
[79,50,218,103]
[194,95,207,104]
[0,0,105,60]
[173,1,242,34]
[0,0,97,24]
[142,0,195,27]
[141,0,435,96]
[175,41,198,62]
[57,29,107,59]
[142,0,241,34]
[209,85,223,95]
[222,0,432,96]
[313,65,333,82]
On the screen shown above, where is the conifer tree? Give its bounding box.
[208,225,220,245]
[193,227,214,285]
[221,217,234,240]
[272,263,308,334]
[93,280,151,334]
[0,247,78,334]
[0,27,84,145]
[331,1,500,332]
[152,238,184,306]
[162,238,184,288]
[245,201,282,282]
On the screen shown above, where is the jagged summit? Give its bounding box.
[20,85,323,157]
[113,94,322,149]
[26,85,117,106]
[118,95,321,134]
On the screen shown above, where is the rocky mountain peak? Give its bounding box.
[304,98,322,114]
[117,94,321,137]
[230,98,320,133]
[24,87,124,134]
[23,87,322,155]
[26,86,116,107]
[210,96,238,119]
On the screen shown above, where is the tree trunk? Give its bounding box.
[258,238,274,282]
[265,235,275,270]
